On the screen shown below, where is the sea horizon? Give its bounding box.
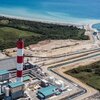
[0,0,100,25]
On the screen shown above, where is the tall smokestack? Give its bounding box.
[16,38,24,82]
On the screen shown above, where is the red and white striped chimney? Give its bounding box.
[16,38,24,82]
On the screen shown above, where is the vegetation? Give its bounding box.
[0,27,43,50]
[65,61,100,91]
[0,16,89,50]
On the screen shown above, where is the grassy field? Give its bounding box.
[64,61,100,91]
[0,26,40,37]
[0,26,42,50]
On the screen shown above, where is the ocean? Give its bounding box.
[92,23,100,31]
[0,0,100,24]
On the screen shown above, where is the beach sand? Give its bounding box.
[0,14,100,26]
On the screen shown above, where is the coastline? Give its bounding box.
[90,24,99,32]
[0,13,100,27]
[0,14,81,26]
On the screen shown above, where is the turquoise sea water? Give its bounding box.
[0,0,100,24]
[92,23,100,31]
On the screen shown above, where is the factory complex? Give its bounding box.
[0,39,86,100]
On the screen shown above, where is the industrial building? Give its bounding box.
[0,70,9,82]
[0,38,79,100]
[23,76,30,82]
[0,39,25,100]
[0,73,25,100]
[8,82,24,100]
[37,85,61,99]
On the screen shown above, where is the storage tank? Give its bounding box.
[54,80,61,87]
[54,80,64,88]
[48,76,55,83]
[41,72,45,76]
[58,80,64,88]
[37,68,41,73]
[5,87,10,96]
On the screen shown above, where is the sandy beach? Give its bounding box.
[0,14,100,27]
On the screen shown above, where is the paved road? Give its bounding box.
[0,48,100,71]
[47,53,100,100]
[0,47,100,70]
[0,48,100,100]
[48,52,100,69]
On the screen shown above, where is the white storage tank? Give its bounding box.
[37,68,41,73]
[58,80,64,88]
[54,80,64,88]
[54,80,61,87]
[41,72,45,76]
[48,76,55,83]
[5,87,10,96]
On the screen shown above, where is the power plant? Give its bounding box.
[0,39,85,100]
[0,39,66,100]
[0,39,25,100]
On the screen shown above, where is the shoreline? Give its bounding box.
[0,14,100,27]
[0,14,81,26]
[89,24,99,32]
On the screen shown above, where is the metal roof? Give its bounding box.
[9,82,24,88]
[0,70,9,75]
[23,76,30,81]
[38,85,57,97]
